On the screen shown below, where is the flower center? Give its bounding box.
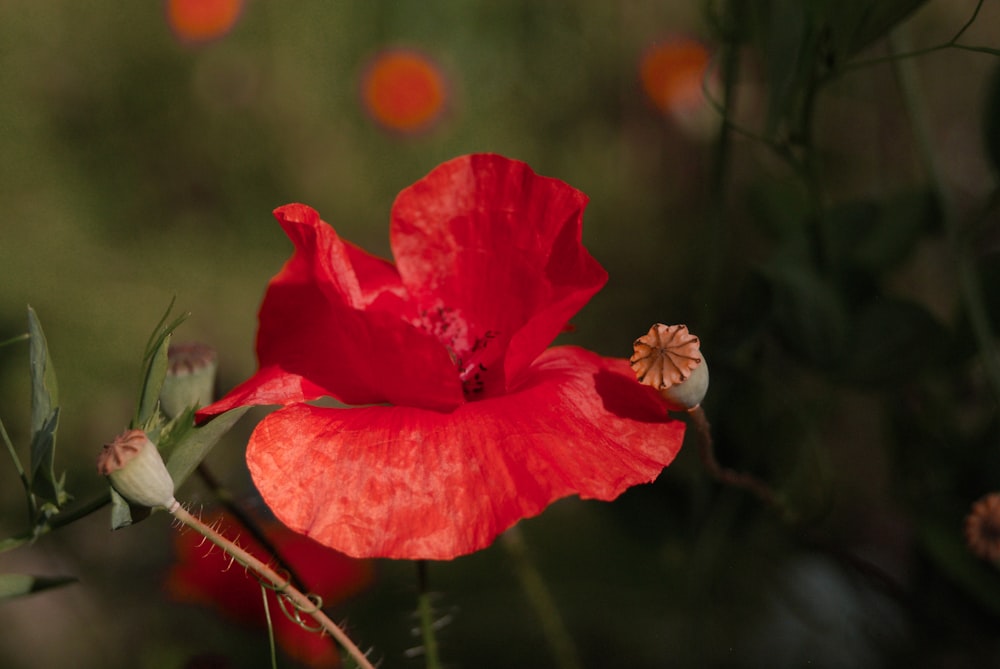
[411,303,498,399]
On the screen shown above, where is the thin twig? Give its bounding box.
[687,406,794,522]
[838,0,991,76]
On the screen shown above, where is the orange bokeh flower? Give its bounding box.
[166,0,244,44]
[360,48,448,134]
[639,37,711,117]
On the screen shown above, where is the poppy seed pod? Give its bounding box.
[97,429,177,509]
[630,323,709,411]
[965,492,1000,562]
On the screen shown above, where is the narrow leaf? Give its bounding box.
[136,332,172,430]
[0,415,27,490]
[0,573,76,600]
[163,407,250,488]
[27,307,66,509]
[134,300,189,429]
[0,333,29,349]
[0,534,34,554]
[109,486,150,530]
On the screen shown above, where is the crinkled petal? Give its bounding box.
[390,154,608,396]
[246,346,684,559]
[200,203,463,419]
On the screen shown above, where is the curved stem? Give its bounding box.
[688,406,795,522]
[195,463,310,591]
[170,504,376,669]
[500,526,582,669]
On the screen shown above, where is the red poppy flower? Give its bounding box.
[197,154,685,560]
[165,510,373,668]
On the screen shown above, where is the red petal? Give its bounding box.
[390,154,608,396]
[201,203,464,418]
[246,346,684,559]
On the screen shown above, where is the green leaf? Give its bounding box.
[0,533,34,554]
[822,192,936,278]
[27,307,67,510]
[828,0,931,63]
[758,259,849,367]
[134,299,188,430]
[109,486,150,530]
[0,415,27,492]
[0,573,76,600]
[162,406,250,490]
[0,332,29,349]
[839,298,949,385]
[849,191,937,272]
[749,0,818,137]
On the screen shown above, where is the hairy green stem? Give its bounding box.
[416,560,443,669]
[171,504,376,669]
[195,463,310,591]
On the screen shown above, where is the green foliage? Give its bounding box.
[741,0,931,140]
[109,302,248,529]
[0,307,71,549]
[134,297,188,433]
[27,306,68,519]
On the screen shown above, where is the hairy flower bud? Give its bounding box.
[630,323,709,411]
[160,342,218,419]
[97,429,177,509]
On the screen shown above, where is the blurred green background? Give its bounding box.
[2,1,1000,667]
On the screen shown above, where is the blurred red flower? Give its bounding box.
[197,153,685,559]
[165,510,373,668]
[639,37,710,113]
[166,0,244,44]
[360,48,448,134]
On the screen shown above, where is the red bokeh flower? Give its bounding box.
[166,0,244,45]
[197,154,685,559]
[165,510,373,668]
[360,48,448,134]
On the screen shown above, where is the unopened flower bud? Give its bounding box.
[159,342,218,418]
[630,323,709,411]
[97,429,177,509]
